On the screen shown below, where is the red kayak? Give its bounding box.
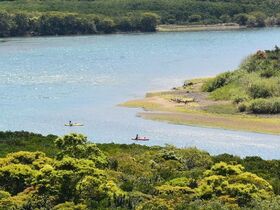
[131,137,149,141]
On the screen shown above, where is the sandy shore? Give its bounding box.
[120,79,280,135]
[157,23,246,32]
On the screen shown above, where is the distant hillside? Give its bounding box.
[0,0,280,37]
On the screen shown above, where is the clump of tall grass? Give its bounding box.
[202,71,234,92]
[208,82,247,101]
[248,81,273,99]
[248,98,280,114]
[260,68,278,78]
[247,77,280,99]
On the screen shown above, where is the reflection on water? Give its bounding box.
[1,28,280,159]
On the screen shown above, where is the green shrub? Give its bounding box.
[248,82,273,99]
[233,96,246,104]
[250,11,266,27]
[208,82,246,101]
[96,18,116,33]
[234,13,249,25]
[238,103,247,112]
[202,72,234,92]
[189,14,202,23]
[139,12,159,32]
[260,68,277,78]
[53,202,87,210]
[248,98,280,114]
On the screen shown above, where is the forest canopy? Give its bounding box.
[1,131,280,209]
[0,0,280,36]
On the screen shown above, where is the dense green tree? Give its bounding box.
[96,17,116,33]
[189,14,202,23]
[234,13,249,25]
[0,11,13,37]
[0,163,36,195]
[118,17,134,31]
[53,202,87,210]
[10,13,32,36]
[196,162,273,206]
[139,13,159,32]
[0,132,280,209]
[55,133,107,167]
[250,12,266,27]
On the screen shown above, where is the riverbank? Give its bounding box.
[157,23,246,32]
[121,78,280,135]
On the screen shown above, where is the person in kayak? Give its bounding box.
[135,134,139,140]
[69,121,73,126]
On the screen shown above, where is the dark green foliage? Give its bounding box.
[0,164,35,195]
[248,83,273,99]
[234,13,249,25]
[202,72,234,92]
[248,98,280,114]
[96,17,116,33]
[0,0,279,37]
[250,12,266,27]
[138,13,159,32]
[238,103,247,112]
[189,14,202,23]
[0,11,159,37]
[0,131,58,157]
[0,132,280,209]
[260,68,277,78]
[0,11,14,37]
[55,133,108,167]
[53,202,87,210]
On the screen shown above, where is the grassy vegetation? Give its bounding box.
[1,131,280,209]
[203,104,238,114]
[120,99,162,110]
[203,47,280,114]
[122,47,280,134]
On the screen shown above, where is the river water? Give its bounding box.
[1,28,280,159]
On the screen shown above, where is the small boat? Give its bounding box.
[131,137,149,141]
[65,123,84,127]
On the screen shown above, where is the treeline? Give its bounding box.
[0,0,280,37]
[0,11,159,37]
[1,131,280,209]
[226,12,280,27]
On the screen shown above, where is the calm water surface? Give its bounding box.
[1,28,280,159]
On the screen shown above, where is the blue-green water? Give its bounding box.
[1,28,280,159]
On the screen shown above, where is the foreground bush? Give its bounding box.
[202,72,234,92]
[248,98,280,114]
